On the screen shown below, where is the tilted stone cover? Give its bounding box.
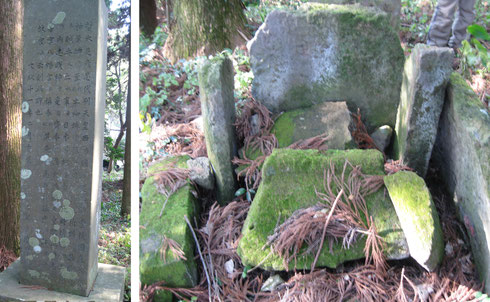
[140,156,199,291]
[384,171,444,272]
[248,4,404,132]
[237,149,409,271]
[433,73,490,291]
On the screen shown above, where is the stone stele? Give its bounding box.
[248,4,404,132]
[18,0,109,297]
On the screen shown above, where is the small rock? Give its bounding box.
[191,116,204,132]
[187,157,215,190]
[260,275,284,292]
[250,114,260,136]
[370,125,393,152]
[224,259,234,278]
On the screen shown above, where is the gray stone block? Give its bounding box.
[370,125,393,152]
[394,44,453,177]
[199,56,238,204]
[432,73,490,291]
[20,0,107,296]
[248,4,404,132]
[187,157,215,190]
[0,260,125,302]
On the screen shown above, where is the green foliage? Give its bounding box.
[460,24,489,77]
[400,0,436,47]
[104,136,125,162]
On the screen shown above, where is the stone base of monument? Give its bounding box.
[0,260,125,302]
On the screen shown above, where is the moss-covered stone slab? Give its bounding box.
[432,72,490,291]
[237,149,409,270]
[394,44,453,177]
[199,56,238,204]
[140,156,199,288]
[384,171,443,272]
[248,4,404,132]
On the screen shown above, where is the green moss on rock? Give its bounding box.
[384,171,444,272]
[140,156,199,288]
[237,149,409,270]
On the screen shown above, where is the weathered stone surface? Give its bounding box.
[371,125,393,152]
[310,0,401,27]
[140,156,199,288]
[0,261,125,302]
[20,0,108,296]
[187,157,215,190]
[432,73,490,291]
[248,4,404,131]
[237,149,409,271]
[384,171,444,272]
[394,44,453,177]
[199,56,238,204]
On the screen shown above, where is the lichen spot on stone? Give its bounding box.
[33,245,42,253]
[52,190,62,200]
[28,237,39,247]
[28,270,40,278]
[22,102,29,113]
[50,234,59,244]
[59,205,75,220]
[61,267,78,280]
[21,169,32,179]
[48,253,55,260]
[54,224,60,231]
[27,255,34,261]
[60,237,70,247]
[35,229,43,239]
[52,12,66,24]
[21,192,26,199]
[63,199,70,207]
[22,126,29,137]
[53,200,61,208]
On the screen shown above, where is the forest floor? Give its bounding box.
[139,1,489,301]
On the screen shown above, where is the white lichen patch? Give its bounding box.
[53,200,61,208]
[60,267,78,280]
[52,190,62,200]
[50,234,59,244]
[28,270,40,278]
[22,126,29,137]
[48,253,55,260]
[20,192,26,199]
[33,245,42,253]
[22,102,29,113]
[35,229,43,239]
[21,169,32,179]
[40,155,53,165]
[54,224,60,231]
[60,237,70,247]
[52,12,66,24]
[28,237,39,247]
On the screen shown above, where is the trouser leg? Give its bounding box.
[427,0,458,46]
[448,0,476,48]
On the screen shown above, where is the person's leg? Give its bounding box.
[427,0,458,46]
[448,0,477,48]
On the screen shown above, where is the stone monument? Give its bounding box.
[0,0,125,300]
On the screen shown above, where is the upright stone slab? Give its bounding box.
[198,56,238,205]
[248,4,404,131]
[20,0,107,296]
[394,44,453,176]
[433,73,490,292]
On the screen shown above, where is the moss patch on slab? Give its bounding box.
[237,149,408,270]
[384,171,443,271]
[140,156,199,288]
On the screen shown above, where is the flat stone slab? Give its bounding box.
[237,149,409,271]
[0,261,125,302]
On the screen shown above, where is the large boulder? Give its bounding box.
[248,4,404,132]
[140,156,199,299]
[237,149,409,270]
[394,44,453,176]
[199,56,238,204]
[310,0,401,28]
[432,73,490,291]
[384,171,444,272]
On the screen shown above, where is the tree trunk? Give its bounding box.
[140,0,158,36]
[163,0,248,63]
[0,0,23,255]
[121,38,131,218]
